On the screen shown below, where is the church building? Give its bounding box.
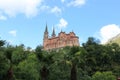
[43,24,79,50]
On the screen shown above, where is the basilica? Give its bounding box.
[43,24,79,50]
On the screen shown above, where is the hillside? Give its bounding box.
[107,33,120,45]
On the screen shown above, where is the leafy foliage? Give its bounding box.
[92,71,116,80]
[0,37,120,80]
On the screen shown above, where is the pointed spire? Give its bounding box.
[52,27,56,37]
[45,23,48,33]
[44,23,49,39]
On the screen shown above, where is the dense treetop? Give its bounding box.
[0,37,120,80]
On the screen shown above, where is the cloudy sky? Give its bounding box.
[0,0,120,49]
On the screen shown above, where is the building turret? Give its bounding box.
[44,24,48,39]
[52,27,56,37]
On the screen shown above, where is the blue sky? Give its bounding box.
[0,0,120,49]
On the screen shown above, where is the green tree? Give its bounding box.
[63,46,81,80]
[17,53,40,80]
[0,51,10,80]
[5,45,16,80]
[92,71,116,80]
[0,39,5,47]
[106,43,120,77]
[4,44,28,80]
[12,45,28,65]
[49,47,71,80]
[35,45,54,80]
[82,37,111,75]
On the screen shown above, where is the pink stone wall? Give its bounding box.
[43,32,79,50]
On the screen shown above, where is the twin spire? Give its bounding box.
[44,24,56,38]
[45,24,48,33]
[52,27,56,37]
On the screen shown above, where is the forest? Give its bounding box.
[0,37,120,80]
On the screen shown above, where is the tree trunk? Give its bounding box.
[40,66,49,80]
[71,64,77,80]
[7,65,13,80]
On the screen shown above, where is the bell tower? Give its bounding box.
[44,24,48,40]
[43,24,49,49]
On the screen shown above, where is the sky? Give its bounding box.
[0,0,120,49]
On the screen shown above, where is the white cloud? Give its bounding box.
[0,0,42,18]
[40,5,50,11]
[99,24,120,44]
[9,30,17,37]
[67,0,86,7]
[57,18,68,29]
[61,0,65,3]
[40,5,62,16]
[51,6,62,15]
[0,15,7,20]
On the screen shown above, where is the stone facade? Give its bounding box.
[43,25,79,50]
